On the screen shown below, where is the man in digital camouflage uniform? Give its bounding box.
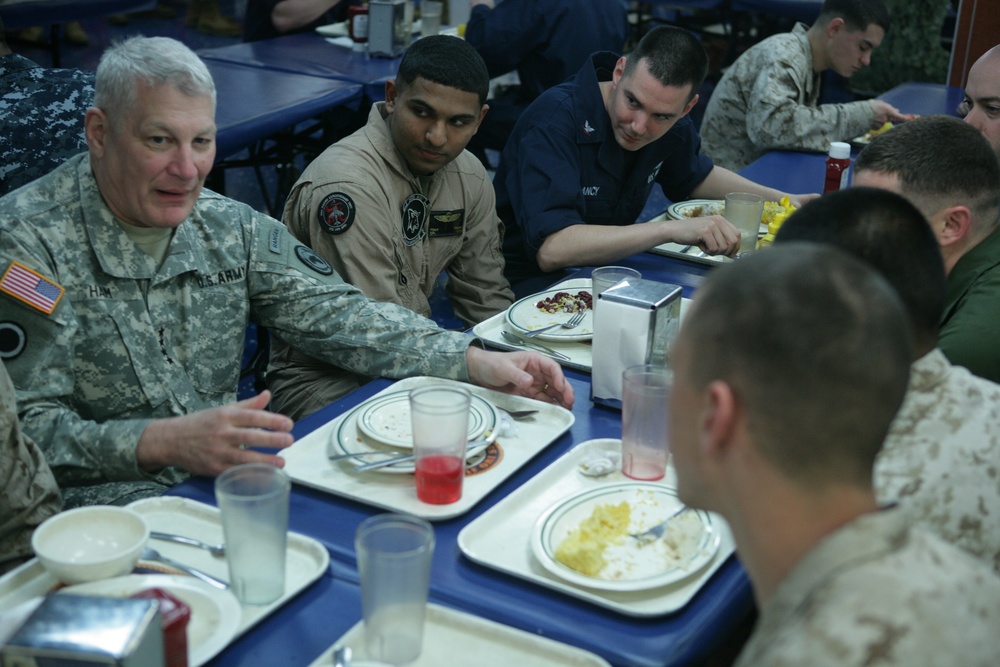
[669,244,1000,666]
[271,36,515,421]
[852,115,1000,385]
[961,44,1000,160]
[700,0,908,171]
[777,187,1000,574]
[0,360,61,575]
[0,16,95,197]
[0,36,574,509]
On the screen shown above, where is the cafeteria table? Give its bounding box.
[737,81,966,193]
[198,32,402,103]
[168,255,753,667]
[207,61,363,160]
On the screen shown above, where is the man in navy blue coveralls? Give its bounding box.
[464,0,628,161]
[494,26,812,288]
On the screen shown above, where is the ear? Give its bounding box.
[84,107,108,158]
[936,205,972,247]
[611,56,628,86]
[826,17,845,38]
[681,93,700,118]
[700,380,739,460]
[384,79,398,111]
[475,103,489,130]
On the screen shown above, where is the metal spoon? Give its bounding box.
[141,546,229,589]
[150,531,226,558]
[498,407,538,420]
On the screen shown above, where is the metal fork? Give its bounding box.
[523,308,588,338]
[630,506,689,545]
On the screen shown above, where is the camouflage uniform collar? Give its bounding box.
[78,155,205,282]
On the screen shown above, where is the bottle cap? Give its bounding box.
[828,142,851,159]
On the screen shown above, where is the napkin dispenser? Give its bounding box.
[1,594,165,667]
[368,0,407,58]
[591,278,683,410]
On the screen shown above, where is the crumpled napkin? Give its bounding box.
[579,449,621,477]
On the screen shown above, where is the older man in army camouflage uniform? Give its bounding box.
[669,244,1000,665]
[0,36,574,508]
[701,0,908,171]
[777,187,1000,574]
[0,16,95,196]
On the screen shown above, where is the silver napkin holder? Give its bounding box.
[590,278,683,410]
[1,594,164,667]
[368,0,407,58]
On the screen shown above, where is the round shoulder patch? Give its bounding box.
[317,192,356,234]
[294,245,334,275]
[0,322,26,360]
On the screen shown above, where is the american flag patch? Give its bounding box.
[0,261,65,315]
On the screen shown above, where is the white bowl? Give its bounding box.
[32,506,149,584]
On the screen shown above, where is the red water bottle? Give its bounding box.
[823,141,852,194]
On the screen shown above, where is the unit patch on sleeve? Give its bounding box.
[0,322,26,360]
[0,261,65,315]
[401,193,430,246]
[428,210,465,238]
[318,192,356,234]
[294,245,334,275]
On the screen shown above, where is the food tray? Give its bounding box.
[280,377,575,521]
[309,603,611,666]
[457,439,735,617]
[0,497,329,663]
[473,278,595,372]
[646,208,765,265]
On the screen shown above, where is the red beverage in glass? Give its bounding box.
[415,454,463,504]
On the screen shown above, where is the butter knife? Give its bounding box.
[500,330,571,361]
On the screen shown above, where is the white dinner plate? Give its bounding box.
[329,392,496,474]
[60,574,242,667]
[531,483,719,592]
[666,199,724,220]
[505,289,594,342]
[356,390,498,449]
[666,199,768,236]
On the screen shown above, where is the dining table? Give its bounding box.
[164,251,751,667]
[198,32,403,104]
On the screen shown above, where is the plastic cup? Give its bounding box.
[420,1,442,37]
[214,464,290,605]
[724,192,764,256]
[355,514,435,665]
[591,265,641,318]
[621,364,672,481]
[409,385,471,504]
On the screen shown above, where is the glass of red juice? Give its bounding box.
[409,385,471,504]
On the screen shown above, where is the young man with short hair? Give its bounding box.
[495,26,809,290]
[669,244,1000,665]
[776,187,1000,573]
[701,0,908,170]
[852,115,1000,384]
[271,36,515,420]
